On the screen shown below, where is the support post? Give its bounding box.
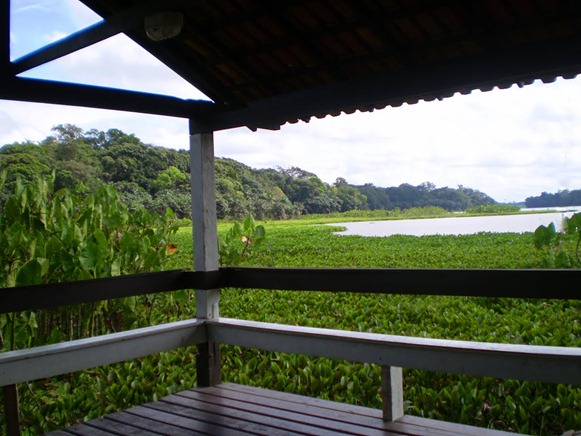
[3,384,20,436]
[1,0,10,72]
[190,128,221,387]
[381,366,404,421]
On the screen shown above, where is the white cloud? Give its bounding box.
[63,0,101,28]
[19,33,207,99]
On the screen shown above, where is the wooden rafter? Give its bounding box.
[0,0,10,70]
[0,76,216,119]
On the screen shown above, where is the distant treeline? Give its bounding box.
[1,124,497,220]
[525,190,581,208]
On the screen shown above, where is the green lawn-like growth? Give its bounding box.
[2,214,580,435]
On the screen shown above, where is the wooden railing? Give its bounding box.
[1,267,581,434]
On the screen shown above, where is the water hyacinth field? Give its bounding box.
[5,217,580,435]
[167,220,580,435]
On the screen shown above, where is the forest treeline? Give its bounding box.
[525,189,581,208]
[1,124,499,220]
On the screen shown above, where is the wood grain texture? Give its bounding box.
[49,383,521,435]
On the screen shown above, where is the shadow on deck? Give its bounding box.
[48,383,517,436]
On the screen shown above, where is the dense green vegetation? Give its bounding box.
[466,204,521,214]
[0,175,190,434]
[526,188,581,208]
[0,174,179,351]
[192,220,580,435]
[1,124,498,221]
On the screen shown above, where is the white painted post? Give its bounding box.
[190,130,221,386]
[381,366,404,421]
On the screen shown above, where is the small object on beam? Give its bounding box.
[145,12,183,41]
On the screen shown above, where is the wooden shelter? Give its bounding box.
[1,1,581,434]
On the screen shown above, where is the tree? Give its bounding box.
[50,123,84,143]
[100,142,150,186]
[151,189,191,219]
[356,184,392,210]
[151,166,189,192]
[0,142,52,198]
[113,181,154,212]
[333,177,367,212]
[526,189,581,208]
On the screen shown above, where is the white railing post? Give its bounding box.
[190,128,221,386]
[381,366,404,421]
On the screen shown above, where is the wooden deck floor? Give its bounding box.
[49,383,519,436]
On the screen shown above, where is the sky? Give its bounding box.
[2,1,581,203]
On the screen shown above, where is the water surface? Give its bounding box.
[333,212,575,237]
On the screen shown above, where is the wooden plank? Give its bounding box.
[216,384,466,436]
[221,382,381,416]
[0,270,202,314]
[143,400,300,435]
[162,392,371,436]
[83,417,158,436]
[398,416,518,436]
[218,267,581,300]
[194,385,385,429]
[190,130,221,387]
[105,409,225,436]
[53,423,116,435]
[175,388,388,436]
[208,318,581,385]
[0,319,205,386]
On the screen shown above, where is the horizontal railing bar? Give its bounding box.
[0,270,219,314]
[2,267,579,315]
[208,318,581,385]
[219,267,581,299]
[0,319,206,386]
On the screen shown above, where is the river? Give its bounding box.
[333,208,581,237]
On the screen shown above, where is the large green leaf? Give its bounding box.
[533,224,555,249]
[15,259,42,287]
[79,241,101,272]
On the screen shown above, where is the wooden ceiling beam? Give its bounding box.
[0,76,216,119]
[0,0,10,70]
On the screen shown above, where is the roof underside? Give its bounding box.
[2,0,581,132]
